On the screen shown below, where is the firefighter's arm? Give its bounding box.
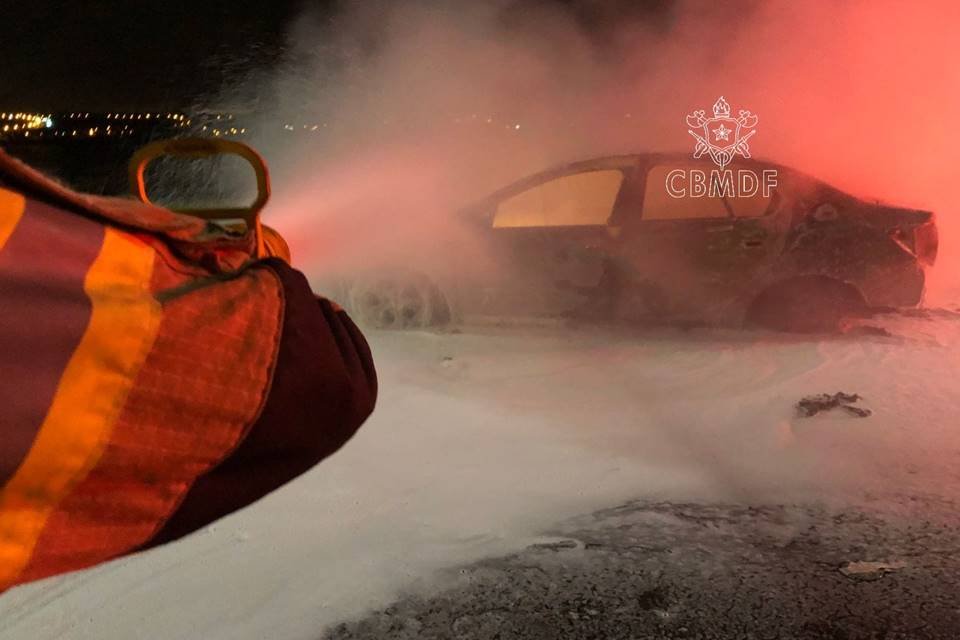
[145,259,377,547]
[128,138,377,546]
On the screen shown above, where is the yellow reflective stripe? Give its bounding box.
[0,188,26,252]
[0,229,161,588]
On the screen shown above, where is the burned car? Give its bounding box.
[343,153,937,332]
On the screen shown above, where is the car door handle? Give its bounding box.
[707,224,735,233]
[741,238,764,248]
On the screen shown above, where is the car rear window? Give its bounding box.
[643,165,777,220]
[492,170,624,228]
[643,165,729,220]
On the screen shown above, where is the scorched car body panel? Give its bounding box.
[343,153,936,332]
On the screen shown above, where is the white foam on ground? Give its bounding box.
[2,315,959,639]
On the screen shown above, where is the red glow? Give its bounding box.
[255,1,960,303]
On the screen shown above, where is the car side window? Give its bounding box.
[643,165,729,220]
[492,170,624,228]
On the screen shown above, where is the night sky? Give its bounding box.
[1,0,307,112]
[1,0,671,113]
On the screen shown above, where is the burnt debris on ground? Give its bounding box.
[796,392,872,418]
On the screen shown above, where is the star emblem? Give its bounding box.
[685,97,759,168]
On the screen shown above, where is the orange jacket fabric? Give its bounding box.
[0,149,376,591]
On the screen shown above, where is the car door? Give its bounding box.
[479,167,628,318]
[721,168,782,282]
[616,161,779,319]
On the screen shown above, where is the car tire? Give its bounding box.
[347,271,451,330]
[745,275,868,333]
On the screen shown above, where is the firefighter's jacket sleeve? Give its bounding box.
[0,148,377,591]
[146,260,378,548]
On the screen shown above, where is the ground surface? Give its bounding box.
[2,311,960,640]
[326,498,960,639]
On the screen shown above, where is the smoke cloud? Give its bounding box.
[220,0,960,301]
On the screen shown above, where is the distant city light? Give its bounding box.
[0,108,529,142]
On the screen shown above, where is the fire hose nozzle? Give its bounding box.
[129,137,278,259]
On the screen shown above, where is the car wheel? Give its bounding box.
[348,271,451,330]
[745,275,868,333]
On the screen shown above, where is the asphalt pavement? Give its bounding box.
[325,497,960,640]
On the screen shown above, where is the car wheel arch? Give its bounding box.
[744,274,869,332]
